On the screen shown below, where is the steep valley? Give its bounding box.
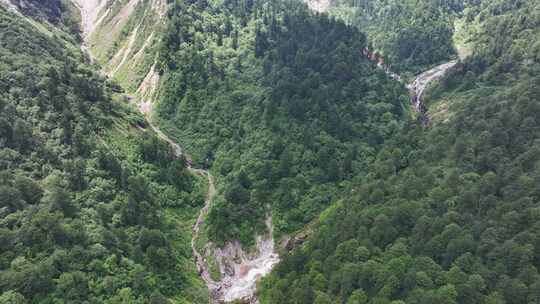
[2,0,540,304]
[72,1,283,302]
[28,0,463,302]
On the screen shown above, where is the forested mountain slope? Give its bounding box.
[155,0,408,246]
[1,0,539,303]
[0,4,208,303]
[321,0,466,75]
[7,0,79,28]
[260,1,540,303]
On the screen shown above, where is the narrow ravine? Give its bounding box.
[138,102,222,300]
[408,60,458,125]
[139,101,279,304]
[213,216,279,303]
[75,1,457,302]
[72,0,107,38]
[361,49,458,124]
[374,57,457,124]
[74,1,280,302]
[305,0,458,124]
[138,42,458,304]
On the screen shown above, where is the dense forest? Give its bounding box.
[327,0,467,75]
[9,0,80,31]
[156,0,408,245]
[260,0,540,303]
[2,0,540,303]
[0,6,208,303]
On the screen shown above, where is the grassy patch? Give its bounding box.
[453,18,474,60]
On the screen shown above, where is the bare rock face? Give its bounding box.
[73,0,166,97]
[198,216,280,303]
[284,233,307,251]
[304,0,333,13]
[0,0,19,12]
[71,0,108,38]
[407,60,458,125]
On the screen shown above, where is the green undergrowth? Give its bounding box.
[94,99,212,303]
[0,6,209,303]
[259,1,540,303]
[156,0,408,247]
[326,0,460,74]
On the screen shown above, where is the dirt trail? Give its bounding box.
[137,57,456,304]
[140,100,278,304]
[190,169,220,293]
[70,2,270,301]
[71,2,230,300]
[139,104,223,298]
[139,97,221,296]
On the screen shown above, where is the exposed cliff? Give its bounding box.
[77,0,166,95]
[303,0,333,12]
